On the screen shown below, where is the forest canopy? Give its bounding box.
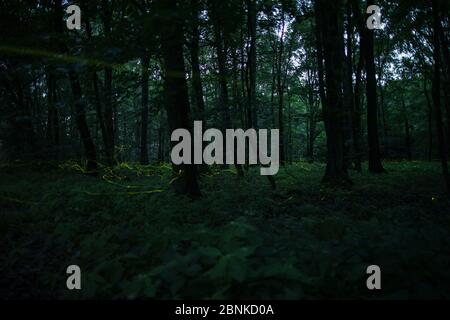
[1,0,449,193]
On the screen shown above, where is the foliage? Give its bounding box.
[1,161,450,299]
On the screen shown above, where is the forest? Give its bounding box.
[1,0,450,299]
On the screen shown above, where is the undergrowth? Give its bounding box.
[1,160,449,299]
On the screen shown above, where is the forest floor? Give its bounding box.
[1,160,450,299]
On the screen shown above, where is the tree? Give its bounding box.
[431,0,450,191]
[84,7,109,163]
[351,0,364,172]
[362,0,386,173]
[140,53,150,165]
[189,0,206,124]
[276,4,286,164]
[208,0,232,132]
[45,66,60,157]
[54,0,97,172]
[342,0,356,170]
[315,0,351,185]
[246,0,258,129]
[101,0,116,165]
[156,0,201,197]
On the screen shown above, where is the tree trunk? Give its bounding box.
[363,0,386,173]
[342,1,355,170]
[210,3,231,131]
[54,0,97,172]
[68,70,98,172]
[91,71,108,160]
[270,60,276,129]
[85,15,109,162]
[158,0,201,197]
[437,13,450,153]
[209,1,244,176]
[306,69,316,162]
[140,53,150,165]
[102,1,115,165]
[402,98,412,161]
[190,0,206,124]
[158,119,164,163]
[246,0,258,129]
[277,6,286,164]
[315,0,351,185]
[232,48,245,128]
[287,88,293,163]
[351,0,363,172]
[314,0,327,164]
[45,67,60,157]
[432,0,450,191]
[423,71,433,161]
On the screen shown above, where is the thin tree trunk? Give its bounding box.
[102,1,115,165]
[314,0,327,140]
[363,0,386,173]
[376,52,389,156]
[211,17,231,131]
[209,1,244,176]
[277,6,286,164]
[432,0,450,191]
[437,10,450,153]
[351,0,363,172]
[140,53,150,165]
[103,69,115,164]
[54,0,97,172]
[402,97,412,161]
[232,49,244,128]
[45,67,60,156]
[85,15,109,162]
[158,118,164,163]
[423,71,433,161]
[246,0,258,129]
[342,1,355,170]
[68,70,98,172]
[306,69,316,162]
[190,0,206,123]
[287,87,293,163]
[270,54,277,128]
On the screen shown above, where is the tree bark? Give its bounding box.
[157,0,201,197]
[54,0,97,172]
[277,5,286,164]
[209,1,244,176]
[306,69,317,162]
[85,14,109,162]
[210,2,232,131]
[190,0,206,124]
[45,67,60,156]
[402,97,412,161]
[423,71,433,161]
[68,70,98,172]
[342,1,355,170]
[351,0,363,172]
[314,0,327,164]
[140,53,150,165]
[315,0,351,185]
[101,0,115,165]
[437,11,450,153]
[432,0,450,191]
[246,0,258,129]
[363,0,386,173]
